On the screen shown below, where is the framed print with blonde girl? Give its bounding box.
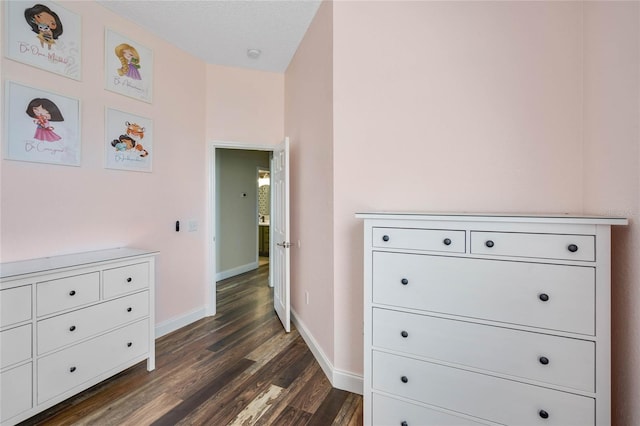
[105,29,153,103]
[4,1,82,80]
[4,81,81,166]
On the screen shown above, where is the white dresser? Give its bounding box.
[0,248,157,426]
[357,213,626,426]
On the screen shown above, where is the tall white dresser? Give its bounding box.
[357,213,626,426]
[0,248,157,426]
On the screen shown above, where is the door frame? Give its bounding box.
[206,140,275,316]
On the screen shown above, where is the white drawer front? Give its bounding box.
[1,285,32,326]
[372,252,595,335]
[373,227,465,253]
[372,393,488,426]
[471,231,595,261]
[1,362,32,422]
[37,319,149,404]
[103,263,149,299]
[37,291,150,355]
[373,308,595,392]
[1,324,32,369]
[37,272,100,317]
[373,351,594,426]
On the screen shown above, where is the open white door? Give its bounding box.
[272,137,291,332]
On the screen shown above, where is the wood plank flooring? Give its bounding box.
[20,264,362,425]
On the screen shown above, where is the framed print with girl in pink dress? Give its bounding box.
[4,81,81,166]
[105,29,153,103]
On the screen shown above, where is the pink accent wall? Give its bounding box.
[582,2,640,424]
[206,64,284,144]
[1,2,208,325]
[333,0,586,375]
[285,0,334,364]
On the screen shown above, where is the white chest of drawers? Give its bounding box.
[0,248,158,426]
[357,213,626,426]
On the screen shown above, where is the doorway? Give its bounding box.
[207,142,276,316]
[208,140,290,332]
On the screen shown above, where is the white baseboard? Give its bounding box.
[155,307,206,338]
[333,368,363,395]
[291,308,363,395]
[216,261,259,281]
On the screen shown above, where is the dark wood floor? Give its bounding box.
[21,264,362,425]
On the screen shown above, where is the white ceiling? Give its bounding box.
[97,0,322,73]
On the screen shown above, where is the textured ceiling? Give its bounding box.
[97,0,321,73]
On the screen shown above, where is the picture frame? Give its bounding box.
[4,81,81,166]
[105,108,153,172]
[4,1,82,80]
[104,29,153,103]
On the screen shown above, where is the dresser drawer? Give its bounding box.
[1,324,32,369]
[471,231,595,261]
[1,362,32,422]
[373,351,594,426]
[37,272,100,317]
[372,393,489,426]
[372,252,595,335]
[37,319,149,404]
[1,285,32,326]
[373,227,465,253]
[373,308,595,391]
[37,291,150,355]
[103,263,149,299]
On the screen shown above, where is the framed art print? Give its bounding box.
[4,81,81,166]
[105,29,153,103]
[105,108,153,172]
[4,1,82,80]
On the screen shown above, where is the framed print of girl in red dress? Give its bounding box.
[4,81,81,166]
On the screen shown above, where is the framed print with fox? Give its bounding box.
[105,108,153,172]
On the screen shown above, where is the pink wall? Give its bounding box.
[285,0,334,364]
[1,2,208,326]
[332,0,586,375]
[582,2,640,424]
[206,64,283,144]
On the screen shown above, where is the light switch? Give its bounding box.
[188,220,198,232]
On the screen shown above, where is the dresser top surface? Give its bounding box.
[355,212,628,225]
[0,247,159,280]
